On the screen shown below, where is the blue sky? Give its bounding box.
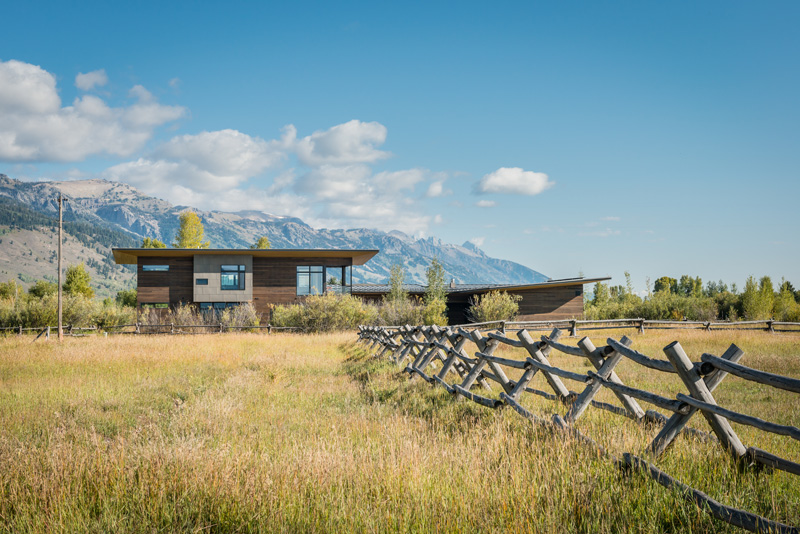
[1,1,798,292]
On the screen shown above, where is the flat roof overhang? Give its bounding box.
[112,248,379,266]
[352,276,612,296]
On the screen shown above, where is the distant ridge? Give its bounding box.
[0,174,548,293]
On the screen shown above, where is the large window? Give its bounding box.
[221,265,246,290]
[297,266,351,295]
[296,266,324,296]
[143,265,169,272]
[325,266,352,294]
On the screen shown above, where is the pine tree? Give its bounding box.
[172,212,210,248]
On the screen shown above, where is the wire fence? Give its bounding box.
[358,323,800,533]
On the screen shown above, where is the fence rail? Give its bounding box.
[357,323,800,533]
[0,323,299,338]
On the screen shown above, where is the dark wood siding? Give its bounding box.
[252,257,353,318]
[445,286,585,324]
[137,257,193,307]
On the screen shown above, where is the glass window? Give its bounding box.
[221,265,246,290]
[199,302,212,310]
[196,278,209,285]
[143,265,169,272]
[325,266,352,294]
[297,266,324,295]
[142,303,169,309]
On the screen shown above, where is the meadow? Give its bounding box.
[0,329,798,532]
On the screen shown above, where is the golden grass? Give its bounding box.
[0,329,797,532]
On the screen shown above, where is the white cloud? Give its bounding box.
[476,167,553,195]
[426,179,452,198]
[168,77,181,89]
[291,120,390,166]
[0,59,185,162]
[107,129,285,193]
[75,69,108,91]
[469,237,485,247]
[475,200,496,208]
[601,216,621,222]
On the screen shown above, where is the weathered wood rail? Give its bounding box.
[358,324,800,533]
[0,323,299,336]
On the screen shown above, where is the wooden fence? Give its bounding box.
[0,323,298,339]
[357,324,800,533]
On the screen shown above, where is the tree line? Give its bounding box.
[586,273,800,321]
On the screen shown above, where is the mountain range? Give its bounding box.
[0,174,548,297]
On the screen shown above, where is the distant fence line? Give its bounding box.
[357,323,800,533]
[0,323,299,339]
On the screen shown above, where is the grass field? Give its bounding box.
[0,329,798,532]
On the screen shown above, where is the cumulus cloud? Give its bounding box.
[107,129,286,193]
[0,60,185,162]
[476,167,553,196]
[104,119,443,235]
[425,179,453,198]
[475,200,496,208]
[290,120,390,166]
[75,69,108,90]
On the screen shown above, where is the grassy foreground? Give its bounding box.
[0,330,798,532]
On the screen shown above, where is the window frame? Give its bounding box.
[220,264,246,291]
[142,265,169,272]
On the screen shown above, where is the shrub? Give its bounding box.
[467,291,521,323]
[421,298,448,326]
[271,293,377,332]
[375,297,425,326]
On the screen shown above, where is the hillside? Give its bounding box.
[0,174,549,293]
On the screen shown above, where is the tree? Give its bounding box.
[63,263,94,299]
[592,282,610,305]
[172,212,210,248]
[0,279,21,302]
[250,237,271,249]
[28,280,57,298]
[141,237,167,248]
[424,258,447,305]
[653,277,677,294]
[677,275,702,297]
[387,264,408,304]
[423,258,447,325]
[116,289,137,308]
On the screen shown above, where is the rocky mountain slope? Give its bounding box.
[0,174,548,295]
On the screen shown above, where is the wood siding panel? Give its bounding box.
[137,257,193,308]
[445,286,585,324]
[137,286,169,303]
[252,257,353,319]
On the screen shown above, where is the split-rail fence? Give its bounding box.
[358,323,800,533]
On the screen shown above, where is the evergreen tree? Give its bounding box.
[141,237,167,248]
[63,263,95,299]
[250,236,271,249]
[172,212,210,248]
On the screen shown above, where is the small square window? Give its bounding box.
[196,278,209,285]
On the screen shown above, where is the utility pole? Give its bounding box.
[57,193,63,342]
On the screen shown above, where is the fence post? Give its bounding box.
[767,320,774,333]
[268,324,272,334]
[219,323,223,334]
[171,323,175,335]
[135,322,140,335]
[570,320,578,337]
[662,341,747,459]
[638,319,645,334]
[19,325,22,336]
[46,326,50,340]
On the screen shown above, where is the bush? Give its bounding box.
[421,298,448,326]
[467,291,521,323]
[375,297,425,326]
[271,293,377,332]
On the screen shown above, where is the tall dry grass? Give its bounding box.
[0,329,797,532]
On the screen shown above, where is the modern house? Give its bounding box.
[112,247,609,322]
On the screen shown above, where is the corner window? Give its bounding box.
[143,265,169,272]
[325,266,352,294]
[297,266,324,296]
[196,278,209,285]
[221,265,245,290]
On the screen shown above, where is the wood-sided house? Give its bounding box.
[112,247,609,322]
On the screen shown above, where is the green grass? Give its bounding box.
[0,330,798,532]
